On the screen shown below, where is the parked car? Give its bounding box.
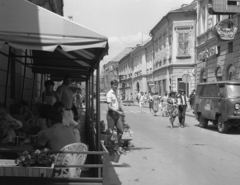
[100,92,107,103]
[194,81,240,133]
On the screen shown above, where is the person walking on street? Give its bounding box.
[161,91,168,117]
[177,89,188,128]
[167,91,178,128]
[148,93,154,113]
[139,92,144,114]
[144,92,148,105]
[189,89,195,109]
[153,92,160,116]
[106,80,124,135]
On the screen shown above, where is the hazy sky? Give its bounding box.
[64,0,193,69]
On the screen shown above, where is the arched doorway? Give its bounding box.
[136,82,140,92]
[215,67,222,81]
[227,65,235,80]
[201,70,207,82]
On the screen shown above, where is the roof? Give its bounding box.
[111,47,133,62]
[150,1,197,35]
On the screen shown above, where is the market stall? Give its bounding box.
[0,0,109,184]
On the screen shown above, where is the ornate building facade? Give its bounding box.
[150,1,197,96]
[196,0,240,83]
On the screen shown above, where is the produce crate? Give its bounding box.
[0,160,54,177]
[109,151,121,163]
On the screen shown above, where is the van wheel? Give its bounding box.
[217,115,229,133]
[199,114,208,128]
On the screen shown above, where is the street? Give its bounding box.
[100,103,240,185]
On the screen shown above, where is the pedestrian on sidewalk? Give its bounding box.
[167,91,178,128]
[144,92,148,105]
[148,93,154,113]
[139,91,144,114]
[106,80,124,135]
[177,89,188,128]
[153,92,160,116]
[161,91,168,117]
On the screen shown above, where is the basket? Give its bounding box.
[0,160,54,177]
[109,151,121,163]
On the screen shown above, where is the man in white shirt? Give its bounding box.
[177,89,188,128]
[106,80,124,134]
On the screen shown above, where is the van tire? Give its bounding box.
[217,115,229,133]
[199,114,208,128]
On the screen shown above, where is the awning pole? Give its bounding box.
[96,64,100,152]
[40,74,44,97]
[85,79,89,144]
[91,71,94,129]
[30,73,36,110]
[22,50,28,99]
[4,47,11,107]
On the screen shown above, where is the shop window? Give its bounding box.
[228,42,233,54]
[216,67,222,81]
[201,70,207,82]
[228,65,235,80]
[217,46,221,57]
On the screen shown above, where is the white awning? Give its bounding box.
[0,0,108,52]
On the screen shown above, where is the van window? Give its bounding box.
[203,85,213,97]
[227,85,240,98]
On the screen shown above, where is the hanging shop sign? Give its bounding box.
[213,19,238,41]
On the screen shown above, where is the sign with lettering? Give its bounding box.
[213,19,237,41]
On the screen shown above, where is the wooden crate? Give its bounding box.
[109,151,121,163]
[0,160,54,177]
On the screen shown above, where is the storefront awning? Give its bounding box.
[0,0,108,80]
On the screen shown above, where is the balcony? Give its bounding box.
[197,28,215,46]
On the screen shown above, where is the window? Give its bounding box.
[216,67,222,81]
[203,85,213,97]
[201,70,207,82]
[228,42,233,54]
[202,6,206,33]
[228,65,235,80]
[178,32,189,56]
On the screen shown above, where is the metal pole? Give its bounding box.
[96,63,100,152]
[85,79,89,144]
[40,74,44,97]
[4,47,11,107]
[22,50,28,99]
[31,73,36,110]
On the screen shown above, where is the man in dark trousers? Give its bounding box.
[177,89,188,128]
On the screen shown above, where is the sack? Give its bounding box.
[122,130,133,141]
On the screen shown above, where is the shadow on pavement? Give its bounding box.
[130,147,153,151]
[108,162,122,185]
[194,124,240,135]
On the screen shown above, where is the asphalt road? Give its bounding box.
[100,103,240,185]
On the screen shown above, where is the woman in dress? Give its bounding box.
[42,80,61,105]
[153,92,160,116]
[167,91,178,128]
[148,93,154,113]
[139,91,144,114]
[161,91,169,117]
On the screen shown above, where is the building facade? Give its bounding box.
[196,0,240,83]
[150,1,197,96]
[0,0,64,107]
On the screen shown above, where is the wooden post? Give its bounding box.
[4,47,11,107]
[30,73,36,110]
[102,152,109,185]
[96,63,100,152]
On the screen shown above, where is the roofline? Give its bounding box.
[149,6,196,36]
[198,81,240,85]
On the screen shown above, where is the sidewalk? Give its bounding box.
[122,101,195,118]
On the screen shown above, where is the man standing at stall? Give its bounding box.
[106,80,124,135]
[177,89,188,128]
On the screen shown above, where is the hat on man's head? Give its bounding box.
[110,80,119,86]
[179,89,185,92]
